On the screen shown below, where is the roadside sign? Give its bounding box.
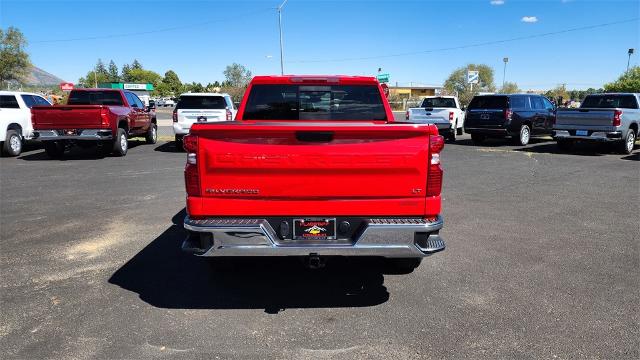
[467,71,479,84]
[376,73,390,83]
[59,82,74,91]
[123,83,147,90]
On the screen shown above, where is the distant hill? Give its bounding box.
[25,66,66,86]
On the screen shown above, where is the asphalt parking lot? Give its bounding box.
[1,131,638,359]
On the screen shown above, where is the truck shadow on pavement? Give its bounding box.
[17,141,147,161]
[153,141,183,153]
[108,209,391,313]
[513,142,638,157]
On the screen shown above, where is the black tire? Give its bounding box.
[43,141,65,159]
[446,123,457,143]
[514,124,531,146]
[618,129,636,155]
[145,123,157,144]
[174,135,184,150]
[386,258,422,273]
[471,133,485,145]
[112,128,128,157]
[557,139,574,152]
[456,125,463,136]
[2,130,22,157]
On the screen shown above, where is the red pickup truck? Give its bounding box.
[181,75,445,271]
[31,89,157,158]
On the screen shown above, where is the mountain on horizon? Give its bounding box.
[25,66,66,86]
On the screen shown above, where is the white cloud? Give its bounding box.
[490,0,505,5]
[521,16,538,23]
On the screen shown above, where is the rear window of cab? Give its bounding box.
[243,84,386,121]
[177,95,229,109]
[468,96,509,110]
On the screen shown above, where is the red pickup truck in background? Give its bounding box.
[181,75,446,271]
[31,89,157,158]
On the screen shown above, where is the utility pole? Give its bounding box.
[277,0,289,75]
[502,57,509,90]
[94,71,97,88]
[627,48,635,72]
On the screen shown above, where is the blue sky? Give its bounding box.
[2,0,638,90]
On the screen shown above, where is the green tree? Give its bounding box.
[544,85,570,105]
[499,82,519,94]
[223,63,252,88]
[0,27,31,87]
[131,59,142,70]
[126,68,161,86]
[107,60,120,82]
[443,64,496,106]
[604,67,640,92]
[121,64,132,82]
[78,59,112,87]
[162,70,182,95]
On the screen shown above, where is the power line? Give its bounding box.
[30,8,273,44]
[289,18,639,63]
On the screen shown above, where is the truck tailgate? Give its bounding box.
[32,106,105,129]
[189,122,436,216]
[555,109,615,127]
[409,108,450,123]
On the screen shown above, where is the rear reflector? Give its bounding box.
[613,110,622,127]
[427,135,444,197]
[184,163,200,197]
[172,109,178,122]
[183,134,198,153]
[449,111,454,122]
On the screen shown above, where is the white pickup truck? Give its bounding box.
[0,91,52,156]
[554,93,639,154]
[405,96,465,142]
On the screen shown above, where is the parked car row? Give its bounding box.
[404,92,639,155]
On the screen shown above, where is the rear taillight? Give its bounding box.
[183,134,200,196]
[504,109,513,122]
[449,111,454,122]
[226,108,233,121]
[100,107,109,127]
[405,111,410,121]
[426,135,444,197]
[172,109,178,122]
[613,110,622,127]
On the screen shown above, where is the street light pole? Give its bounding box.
[627,48,635,72]
[502,57,509,90]
[277,0,289,76]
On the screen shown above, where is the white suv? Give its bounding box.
[0,91,52,156]
[172,93,237,145]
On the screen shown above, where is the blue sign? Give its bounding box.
[467,71,479,84]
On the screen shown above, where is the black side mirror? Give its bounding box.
[461,106,466,111]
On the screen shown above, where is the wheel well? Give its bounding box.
[629,122,638,135]
[118,119,129,132]
[151,117,157,125]
[7,123,23,134]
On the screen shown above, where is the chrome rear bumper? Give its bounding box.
[183,216,445,258]
[34,129,113,141]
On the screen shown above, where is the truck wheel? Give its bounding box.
[44,141,65,159]
[557,139,574,152]
[2,130,22,157]
[387,258,422,273]
[456,125,463,136]
[446,122,457,143]
[174,135,183,150]
[515,124,531,146]
[618,129,636,155]
[145,123,157,144]
[112,128,128,157]
[471,133,485,145]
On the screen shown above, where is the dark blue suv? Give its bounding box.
[464,94,556,145]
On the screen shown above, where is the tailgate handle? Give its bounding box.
[295,131,334,142]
